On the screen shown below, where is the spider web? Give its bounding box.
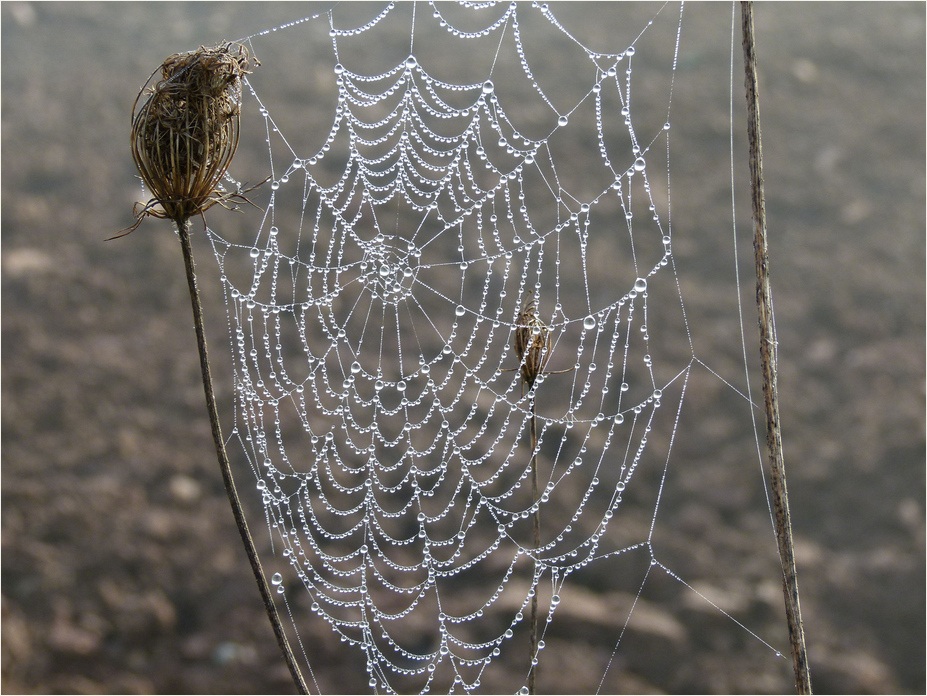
[199,2,786,693]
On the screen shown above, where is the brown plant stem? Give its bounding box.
[176,217,309,695]
[741,4,812,694]
[528,397,540,695]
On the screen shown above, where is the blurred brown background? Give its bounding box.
[2,2,924,694]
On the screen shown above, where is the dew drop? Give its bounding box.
[633,157,646,171]
[583,315,597,331]
[482,80,494,94]
[558,115,569,127]
[271,572,283,585]
[550,594,561,606]
[634,277,648,293]
[455,305,466,317]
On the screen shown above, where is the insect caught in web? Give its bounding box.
[506,291,575,390]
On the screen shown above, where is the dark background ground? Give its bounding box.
[2,2,924,694]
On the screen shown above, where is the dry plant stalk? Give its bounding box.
[742,3,812,693]
[514,294,544,692]
[114,42,258,238]
[511,293,573,694]
[116,43,308,694]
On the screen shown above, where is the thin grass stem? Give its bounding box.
[741,4,812,693]
[528,396,540,695]
[176,217,309,695]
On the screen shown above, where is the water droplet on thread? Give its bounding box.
[583,315,597,331]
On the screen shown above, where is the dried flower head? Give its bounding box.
[113,42,259,239]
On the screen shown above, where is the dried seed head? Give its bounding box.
[514,293,552,388]
[115,42,259,238]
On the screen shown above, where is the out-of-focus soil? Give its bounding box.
[2,2,924,694]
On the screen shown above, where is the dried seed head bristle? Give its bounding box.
[116,42,259,238]
[514,293,552,388]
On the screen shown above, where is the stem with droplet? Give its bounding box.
[528,393,540,695]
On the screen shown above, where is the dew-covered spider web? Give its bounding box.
[191,2,791,693]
